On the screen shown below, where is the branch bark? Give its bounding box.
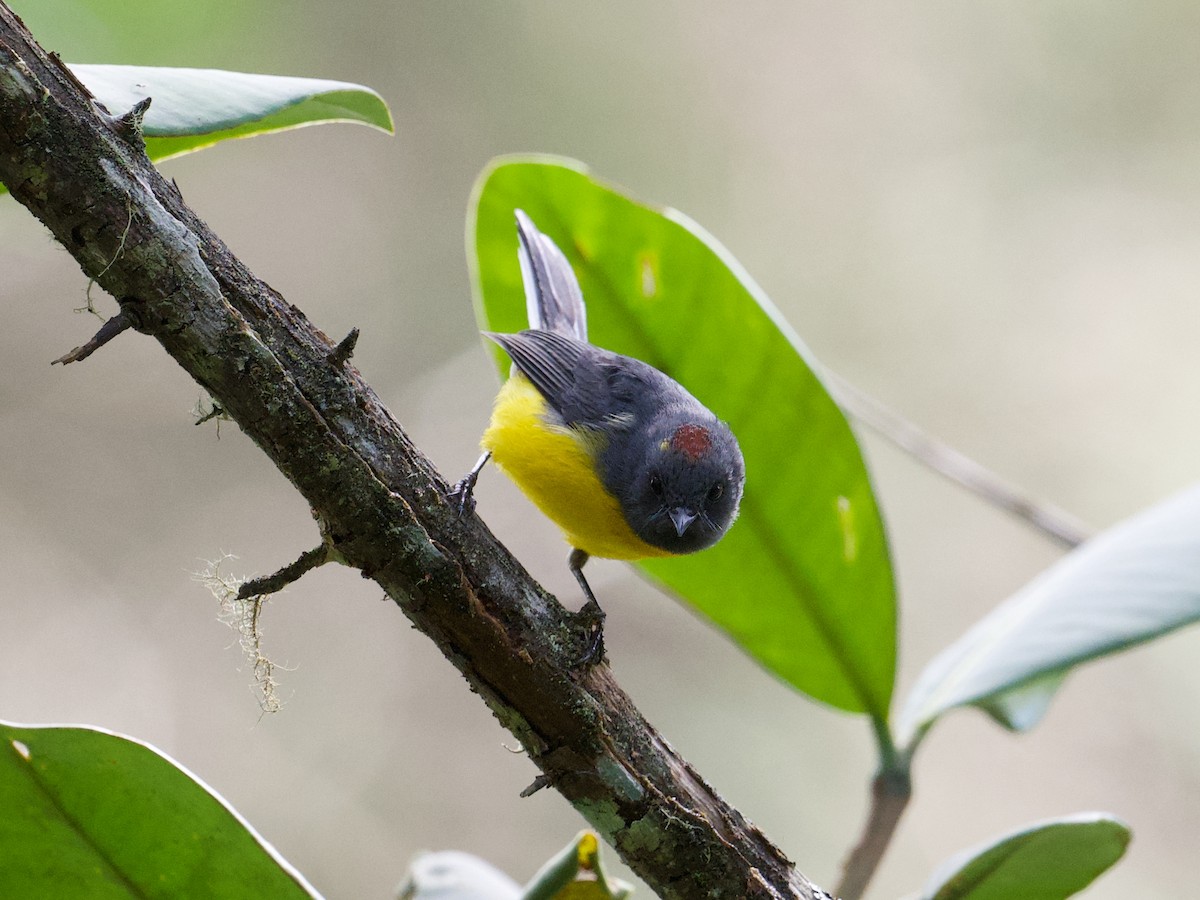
[0,6,830,898]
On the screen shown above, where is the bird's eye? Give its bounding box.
[708,481,724,502]
[649,474,665,497]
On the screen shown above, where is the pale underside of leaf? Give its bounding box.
[1,65,393,196]
[898,483,1200,748]
[9,64,387,178]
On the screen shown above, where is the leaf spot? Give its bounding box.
[837,496,858,562]
[637,252,658,298]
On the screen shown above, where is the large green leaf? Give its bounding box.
[898,484,1200,749]
[920,813,1130,900]
[0,720,316,898]
[72,65,393,162]
[468,157,896,718]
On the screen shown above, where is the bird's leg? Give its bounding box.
[569,548,600,607]
[569,548,605,665]
[449,451,491,516]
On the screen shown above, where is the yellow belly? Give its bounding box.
[482,375,669,561]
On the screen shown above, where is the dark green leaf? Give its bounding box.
[468,156,896,717]
[921,813,1130,900]
[0,721,317,898]
[898,484,1200,748]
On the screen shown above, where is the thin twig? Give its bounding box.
[51,310,133,365]
[826,372,1093,549]
[520,775,552,797]
[194,399,227,427]
[236,544,332,601]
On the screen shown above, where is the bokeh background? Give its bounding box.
[3,2,1200,897]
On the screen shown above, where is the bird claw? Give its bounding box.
[448,474,478,517]
[450,452,491,518]
[573,598,606,667]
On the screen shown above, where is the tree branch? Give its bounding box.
[0,6,830,898]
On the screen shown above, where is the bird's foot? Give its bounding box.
[573,597,606,667]
[447,473,478,517]
[449,451,491,517]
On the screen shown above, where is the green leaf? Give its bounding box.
[71,65,393,163]
[0,720,317,898]
[920,813,1130,900]
[468,156,896,718]
[898,484,1200,749]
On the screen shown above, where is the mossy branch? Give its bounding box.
[0,5,829,898]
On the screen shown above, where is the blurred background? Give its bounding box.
[3,2,1199,897]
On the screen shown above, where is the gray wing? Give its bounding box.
[487,329,657,429]
[515,210,588,341]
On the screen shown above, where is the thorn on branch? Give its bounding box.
[194,399,228,428]
[235,543,333,602]
[327,327,360,367]
[520,775,552,798]
[51,310,133,365]
[112,96,152,148]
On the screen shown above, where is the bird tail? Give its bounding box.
[515,209,588,341]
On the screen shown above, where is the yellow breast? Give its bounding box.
[482,375,669,561]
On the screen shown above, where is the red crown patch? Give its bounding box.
[669,423,712,461]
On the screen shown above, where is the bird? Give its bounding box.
[452,210,745,658]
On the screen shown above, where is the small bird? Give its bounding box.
[453,211,745,654]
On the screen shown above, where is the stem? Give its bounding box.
[835,759,913,900]
[826,372,1092,550]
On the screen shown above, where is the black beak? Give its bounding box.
[669,506,699,537]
